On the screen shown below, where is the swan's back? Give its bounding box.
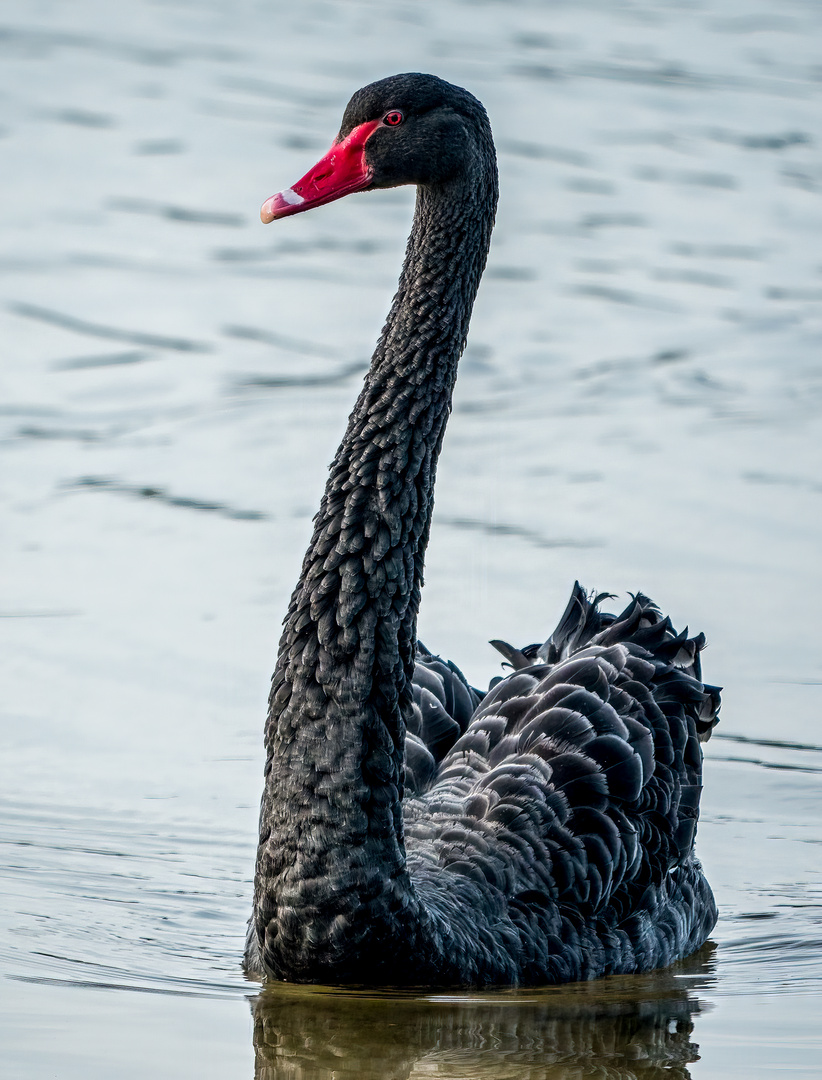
[403,584,720,983]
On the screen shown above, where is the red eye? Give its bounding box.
[383,110,403,127]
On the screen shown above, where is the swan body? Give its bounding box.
[246,73,720,986]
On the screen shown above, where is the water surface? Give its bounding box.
[2,0,821,1076]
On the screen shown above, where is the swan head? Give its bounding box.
[261,73,491,223]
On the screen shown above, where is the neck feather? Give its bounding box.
[254,151,497,978]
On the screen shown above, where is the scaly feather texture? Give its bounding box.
[246,74,720,986]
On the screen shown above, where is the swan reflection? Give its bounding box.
[251,944,715,1079]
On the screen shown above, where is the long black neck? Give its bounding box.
[253,140,497,979]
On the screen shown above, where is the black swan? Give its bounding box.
[246,73,720,986]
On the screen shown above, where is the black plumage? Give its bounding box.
[246,74,720,986]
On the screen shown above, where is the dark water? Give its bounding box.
[2,1,821,1076]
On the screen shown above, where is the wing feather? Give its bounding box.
[405,582,720,937]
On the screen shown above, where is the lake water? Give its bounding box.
[2,0,821,1076]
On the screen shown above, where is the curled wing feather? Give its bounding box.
[406,584,720,924]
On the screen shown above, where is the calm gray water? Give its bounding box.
[2,1,821,1076]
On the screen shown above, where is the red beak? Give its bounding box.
[261,119,382,223]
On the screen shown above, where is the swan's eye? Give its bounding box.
[383,110,403,127]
